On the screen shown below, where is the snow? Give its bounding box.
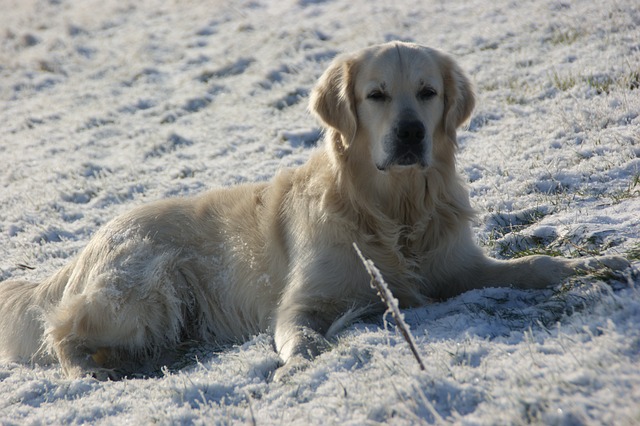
[1,0,639,423]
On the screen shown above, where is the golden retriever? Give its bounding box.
[0,42,628,380]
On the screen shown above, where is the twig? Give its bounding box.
[17,263,36,270]
[353,243,426,371]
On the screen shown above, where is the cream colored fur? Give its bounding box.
[0,42,628,380]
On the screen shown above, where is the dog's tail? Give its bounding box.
[0,264,71,364]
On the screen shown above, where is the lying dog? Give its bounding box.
[0,42,628,380]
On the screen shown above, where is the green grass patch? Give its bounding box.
[586,74,616,94]
[609,173,640,204]
[627,70,640,90]
[550,70,640,94]
[550,70,576,91]
[548,27,582,45]
[496,234,563,259]
[627,244,640,261]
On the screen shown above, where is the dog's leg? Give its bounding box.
[272,303,332,382]
[45,296,113,379]
[45,284,187,380]
[51,337,118,380]
[470,254,630,292]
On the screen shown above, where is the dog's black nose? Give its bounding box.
[396,120,425,145]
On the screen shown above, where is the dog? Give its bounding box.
[0,42,629,380]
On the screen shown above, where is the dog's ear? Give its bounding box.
[441,54,475,143]
[310,54,359,151]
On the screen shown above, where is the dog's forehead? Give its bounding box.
[357,44,443,91]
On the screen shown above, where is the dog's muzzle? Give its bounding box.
[391,119,426,167]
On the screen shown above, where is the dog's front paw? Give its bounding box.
[579,255,630,273]
[272,355,311,383]
[597,255,630,271]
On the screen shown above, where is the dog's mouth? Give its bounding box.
[376,159,429,172]
[376,146,427,171]
[395,150,425,167]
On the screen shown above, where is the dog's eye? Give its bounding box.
[367,90,389,102]
[417,87,437,101]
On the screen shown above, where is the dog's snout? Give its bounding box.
[385,118,427,168]
[396,120,425,145]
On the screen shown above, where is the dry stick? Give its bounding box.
[353,243,426,371]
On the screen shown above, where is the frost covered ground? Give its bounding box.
[1,0,639,424]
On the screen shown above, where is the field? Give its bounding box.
[1,0,639,424]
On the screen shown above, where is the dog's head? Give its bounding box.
[311,42,474,172]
